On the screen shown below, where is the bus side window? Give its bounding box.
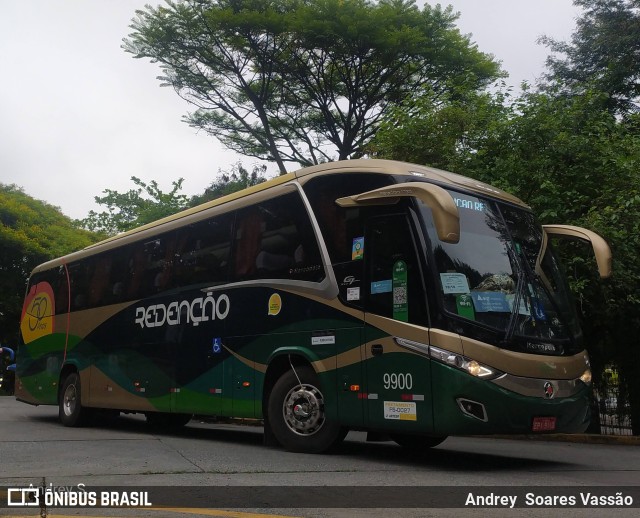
[176,214,233,287]
[53,266,69,315]
[123,237,168,300]
[135,232,179,296]
[127,245,147,300]
[108,247,130,303]
[304,173,392,265]
[68,262,91,311]
[304,173,395,306]
[364,214,428,326]
[233,192,325,283]
[234,207,263,279]
[88,256,112,307]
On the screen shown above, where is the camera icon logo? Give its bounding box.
[7,488,40,506]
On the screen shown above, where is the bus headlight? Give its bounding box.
[394,340,502,380]
[429,346,503,380]
[465,360,486,377]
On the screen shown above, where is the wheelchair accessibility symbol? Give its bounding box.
[212,338,222,354]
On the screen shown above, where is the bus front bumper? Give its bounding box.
[432,362,591,436]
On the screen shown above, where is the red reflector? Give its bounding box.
[532,416,556,432]
[401,394,412,401]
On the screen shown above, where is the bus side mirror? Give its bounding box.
[542,225,612,278]
[335,183,460,244]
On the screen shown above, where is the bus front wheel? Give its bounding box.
[268,366,343,453]
[59,372,91,427]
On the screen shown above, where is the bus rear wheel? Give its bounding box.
[390,433,447,450]
[59,372,91,427]
[268,366,343,453]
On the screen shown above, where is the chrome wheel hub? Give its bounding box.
[63,384,77,417]
[283,383,325,436]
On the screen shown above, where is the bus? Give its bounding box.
[16,159,611,453]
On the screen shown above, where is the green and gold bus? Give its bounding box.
[16,159,611,453]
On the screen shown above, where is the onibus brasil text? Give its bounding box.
[7,484,151,508]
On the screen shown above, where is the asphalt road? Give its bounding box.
[1,396,639,518]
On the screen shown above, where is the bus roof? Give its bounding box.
[293,159,526,207]
[33,159,527,272]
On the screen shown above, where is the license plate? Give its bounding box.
[532,416,556,432]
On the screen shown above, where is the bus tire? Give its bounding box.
[390,433,447,450]
[59,372,91,427]
[268,366,343,453]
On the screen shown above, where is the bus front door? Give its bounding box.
[362,214,435,434]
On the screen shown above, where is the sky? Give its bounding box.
[0,0,583,220]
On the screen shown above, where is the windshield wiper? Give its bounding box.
[502,242,573,349]
[502,243,532,344]
[503,267,526,344]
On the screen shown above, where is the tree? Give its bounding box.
[572,112,640,433]
[79,176,190,235]
[123,0,502,172]
[189,162,267,205]
[369,83,512,173]
[540,0,640,115]
[0,185,99,344]
[78,163,268,235]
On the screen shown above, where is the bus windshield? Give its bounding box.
[419,188,582,355]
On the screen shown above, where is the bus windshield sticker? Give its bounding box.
[392,260,408,322]
[267,293,282,316]
[453,196,486,212]
[212,338,222,354]
[346,287,360,301]
[532,300,548,321]
[456,294,475,320]
[371,280,392,294]
[470,292,511,313]
[440,272,470,294]
[352,237,364,260]
[506,293,531,316]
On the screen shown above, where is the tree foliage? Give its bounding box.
[369,83,512,173]
[78,176,190,235]
[540,0,640,115]
[0,185,99,344]
[189,162,267,205]
[77,163,268,235]
[123,0,502,172]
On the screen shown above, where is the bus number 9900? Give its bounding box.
[383,372,413,390]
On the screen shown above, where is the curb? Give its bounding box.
[480,433,640,445]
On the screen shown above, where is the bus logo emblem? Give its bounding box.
[543,382,555,399]
[267,293,282,316]
[20,282,56,344]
